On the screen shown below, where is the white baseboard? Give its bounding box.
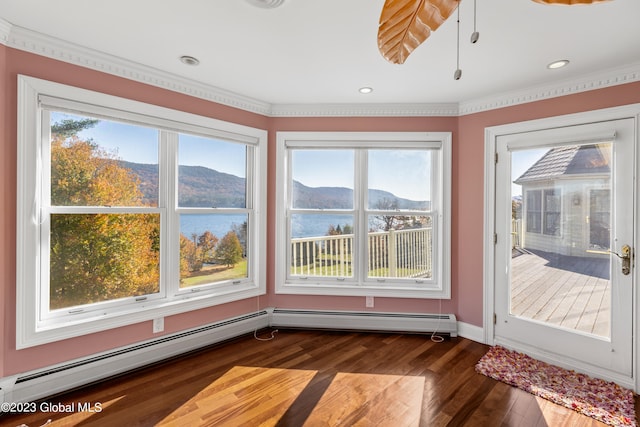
[456,321,484,343]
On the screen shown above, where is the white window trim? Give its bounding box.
[275,131,451,299]
[16,75,268,349]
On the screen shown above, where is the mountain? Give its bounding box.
[122,161,429,210]
[292,181,429,210]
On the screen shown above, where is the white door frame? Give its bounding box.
[483,103,640,391]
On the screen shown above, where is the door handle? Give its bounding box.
[620,245,632,276]
[586,244,632,275]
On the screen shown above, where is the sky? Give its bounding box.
[292,149,431,201]
[511,148,548,197]
[52,112,246,177]
[52,111,542,202]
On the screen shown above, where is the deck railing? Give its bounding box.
[291,227,432,279]
[512,219,522,248]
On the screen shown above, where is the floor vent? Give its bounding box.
[270,309,457,336]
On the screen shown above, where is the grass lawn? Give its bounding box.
[182,260,247,287]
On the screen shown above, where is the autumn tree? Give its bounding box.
[180,234,203,274]
[198,231,219,264]
[214,231,243,267]
[49,119,160,309]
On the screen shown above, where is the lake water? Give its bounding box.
[180,213,353,239]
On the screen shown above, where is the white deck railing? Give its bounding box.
[291,227,432,279]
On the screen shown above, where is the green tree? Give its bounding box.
[214,231,243,267]
[51,118,99,139]
[49,119,160,309]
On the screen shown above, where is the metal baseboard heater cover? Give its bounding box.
[270,309,457,336]
[1,307,458,406]
[0,310,270,405]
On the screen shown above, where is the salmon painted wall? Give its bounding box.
[2,44,640,377]
[265,117,459,317]
[0,47,270,377]
[455,82,640,325]
[0,43,8,377]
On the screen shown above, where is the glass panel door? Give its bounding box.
[511,144,611,338]
[494,119,634,380]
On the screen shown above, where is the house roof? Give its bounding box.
[514,144,610,185]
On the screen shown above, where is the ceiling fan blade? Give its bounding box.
[378,0,460,65]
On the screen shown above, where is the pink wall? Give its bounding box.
[2,45,640,377]
[0,44,8,377]
[1,48,269,376]
[455,83,640,324]
[265,117,459,317]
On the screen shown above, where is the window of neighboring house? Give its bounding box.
[525,188,561,236]
[16,76,267,348]
[275,132,451,299]
[543,188,561,236]
[526,190,542,233]
[590,189,611,249]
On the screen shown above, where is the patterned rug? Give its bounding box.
[475,346,636,427]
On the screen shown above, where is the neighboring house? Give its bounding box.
[514,144,611,257]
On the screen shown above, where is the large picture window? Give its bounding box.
[275,132,451,299]
[17,76,267,348]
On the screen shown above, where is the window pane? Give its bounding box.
[543,188,561,236]
[50,213,160,310]
[179,214,248,287]
[291,150,354,209]
[590,189,611,249]
[526,190,542,233]
[290,214,354,278]
[368,150,431,211]
[50,112,159,207]
[367,215,433,279]
[178,134,247,208]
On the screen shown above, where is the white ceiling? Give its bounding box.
[1,0,639,109]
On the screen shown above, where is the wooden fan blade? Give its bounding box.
[378,0,460,65]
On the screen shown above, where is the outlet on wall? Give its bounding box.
[365,296,374,308]
[153,317,164,333]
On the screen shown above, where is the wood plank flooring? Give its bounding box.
[511,249,610,337]
[2,330,637,426]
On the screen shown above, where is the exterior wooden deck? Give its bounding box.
[510,249,611,337]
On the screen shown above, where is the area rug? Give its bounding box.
[475,346,636,427]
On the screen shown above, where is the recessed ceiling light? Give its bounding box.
[245,0,285,8]
[180,55,200,66]
[359,87,373,94]
[547,59,569,69]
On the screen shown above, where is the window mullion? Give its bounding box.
[162,131,178,297]
[39,110,52,322]
[355,149,367,283]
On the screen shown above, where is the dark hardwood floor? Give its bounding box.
[2,330,637,426]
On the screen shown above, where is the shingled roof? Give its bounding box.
[514,144,610,185]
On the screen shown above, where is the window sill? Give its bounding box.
[276,281,450,299]
[19,285,264,349]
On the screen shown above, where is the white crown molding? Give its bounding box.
[1,20,639,118]
[2,22,273,117]
[269,103,460,117]
[458,62,640,116]
[0,18,10,45]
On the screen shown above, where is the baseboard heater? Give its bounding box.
[1,310,270,405]
[1,308,457,405]
[270,309,457,337]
